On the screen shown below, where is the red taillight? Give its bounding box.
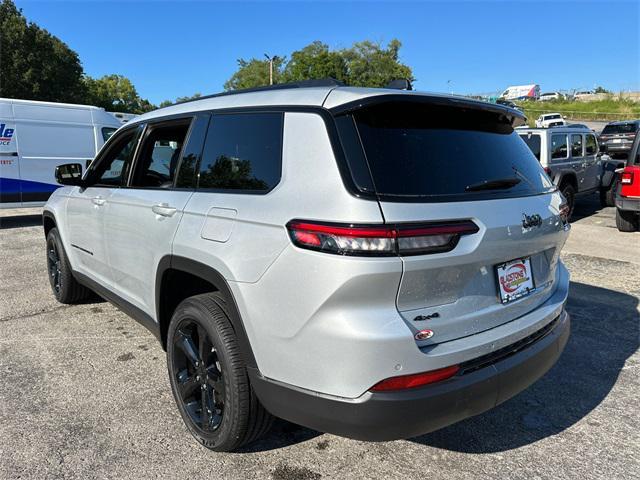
[559,201,570,224]
[286,220,479,257]
[370,365,460,392]
[621,171,634,185]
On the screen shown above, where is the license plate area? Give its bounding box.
[496,257,535,304]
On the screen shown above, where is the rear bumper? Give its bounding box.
[603,143,633,152]
[616,196,640,212]
[250,309,570,441]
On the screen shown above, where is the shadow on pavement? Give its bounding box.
[410,281,638,452]
[571,193,607,222]
[237,419,320,453]
[0,214,42,229]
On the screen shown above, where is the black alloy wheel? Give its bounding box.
[47,239,62,294]
[172,320,225,432]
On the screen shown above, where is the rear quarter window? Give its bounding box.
[519,133,541,160]
[198,112,283,192]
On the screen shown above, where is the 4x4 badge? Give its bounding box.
[522,213,543,229]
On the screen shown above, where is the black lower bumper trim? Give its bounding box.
[616,196,640,212]
[249,311,570,441]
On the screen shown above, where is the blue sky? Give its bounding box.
[17,0,640,104]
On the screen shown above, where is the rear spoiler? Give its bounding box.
[328,93,527,128]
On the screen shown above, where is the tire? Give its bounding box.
[560,183,576,221]
[167,292,273,452]
[46,227,90,304]
[616,208,639,232]
[599,186,615,208]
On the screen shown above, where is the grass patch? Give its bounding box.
[516,96,640,125]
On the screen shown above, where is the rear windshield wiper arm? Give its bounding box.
[465,177,521,192]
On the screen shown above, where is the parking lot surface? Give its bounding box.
[1,195,638,480]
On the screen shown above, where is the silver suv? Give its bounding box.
[517,125,605,218]
[44,81,571,452]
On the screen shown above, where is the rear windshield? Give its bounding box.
[545,114,561,120]
[349,102,552,201]
[601,123,638,135]
[519,133,542,160]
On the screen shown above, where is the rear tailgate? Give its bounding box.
[381,193,568,345]
[339,97,568,345]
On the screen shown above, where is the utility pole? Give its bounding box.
[264,54,278,86]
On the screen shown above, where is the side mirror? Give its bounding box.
[55,163,84,186]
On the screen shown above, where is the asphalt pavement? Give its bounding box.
[0,194,638,480]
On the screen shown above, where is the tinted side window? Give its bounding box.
[102,127,117,142]
[519,133,541,160]
[130,121,191,188]
[198,113,283,192]
[551,134,568,159]
[175,114,210,188]
[571,134,583,157]
[585,134,597,155]
[89,128,141,187]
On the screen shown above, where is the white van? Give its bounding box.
[0,98,121,208]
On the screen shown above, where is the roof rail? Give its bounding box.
[172,78,346,107]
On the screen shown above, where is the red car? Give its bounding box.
[615,134,640,232]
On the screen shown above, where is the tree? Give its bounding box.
[159,92,202,108]
[84,74,154,114]
[0,0,86,102]
[223,39,413,91]
[283,41,347,84]
[223,57,287,91]
[341,39,414,88]
[594,86,611,94]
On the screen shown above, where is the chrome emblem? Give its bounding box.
[522,213,543,229]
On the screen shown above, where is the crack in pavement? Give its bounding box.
[0,304,75,323]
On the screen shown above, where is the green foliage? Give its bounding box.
[0,0,86,102]
[224,39,414,90]
[516,98,640,125]
[594,86,611,94]
[283,41,347,83]
[224,57,287,91]
[341,39,414,88]
[84,74,154,114]
[159,93,202,108]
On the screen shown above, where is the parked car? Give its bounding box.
[613,134,640,231]
[598,120,640,159]
[539,92,563,102]
[535,113,567,128]
[517,125,606,218]
[44,81,571,452]
[0,98,120,208]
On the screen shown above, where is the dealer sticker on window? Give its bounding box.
[496,257,535,304]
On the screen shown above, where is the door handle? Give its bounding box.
[92,196,106,206]
[152,203,177,217]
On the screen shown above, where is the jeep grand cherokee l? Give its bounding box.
[44,80,571,452]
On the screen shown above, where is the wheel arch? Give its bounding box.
[558,172,578,190]
[155,255,257,368]
[43,210,57,238]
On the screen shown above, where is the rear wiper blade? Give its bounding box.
[465,177,521,192]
